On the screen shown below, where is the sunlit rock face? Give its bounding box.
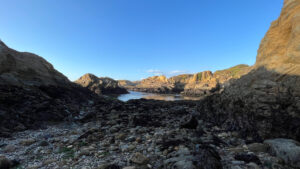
[0,40,70,86]
[75,73,128,95]
[121,65,250,95]
[182,65,250,96]
[255,0,300,75]
[198,0,300,142]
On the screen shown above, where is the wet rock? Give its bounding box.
[98,164,121,169]
[234,153,261,165]
[195,145,222,169]
[3,145,15,153]
[79,146,95,156]
[122,167,136,169]
[39,141,49,147]
[130,152,149,165]
[0,157,11,169]
[227,146,245,153]
[247,143,269,153]
[159,138,185,151]
[264,138,300,168]
[0,157,19,169]
[19,139,36,146]
[246,162,260,169]
[180,116,198,129]
[164,145,222,169]
[172,160,196,169]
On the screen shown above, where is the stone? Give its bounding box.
[264,138,300,168]
[39,141,49,147]
[228,147,245,153]
[0,157,19,169]
[3,145,16,153]
[115,133,126,140]
[130,152,149,165]
[246,162,260,169]
[79,147,95,156]
[247,143,269,153]
[172,160,196,169]
[20,138,36,146]
[0,157,12,169]
[234,153,261,165]
[180,116,198,129]
[122,167,136,169]
[97,164,121,169]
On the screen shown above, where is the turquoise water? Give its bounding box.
[117,91,201,102]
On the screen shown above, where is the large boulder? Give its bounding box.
[264,138,300,168]
[75,73,128,95]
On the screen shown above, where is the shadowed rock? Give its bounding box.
[197,0,300,141]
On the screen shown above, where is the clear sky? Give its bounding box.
[0,0,283,81]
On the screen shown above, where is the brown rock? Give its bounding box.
[75,73,128,95]
[130,152,149,165]
[0,40,69,87]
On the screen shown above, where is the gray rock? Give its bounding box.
[247,143,269,153]
[39,141,50,147]
[264,138,300,168]
[3,145,16,153]
[130,152,149,165]
[172,160,196,169]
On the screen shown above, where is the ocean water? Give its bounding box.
[117,91,202,102]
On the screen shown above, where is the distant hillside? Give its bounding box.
[119,64,250,96]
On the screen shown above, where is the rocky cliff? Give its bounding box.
[255,0,300,75]
[183,64,251,96]
[75,73,128,95]
[130,75,176,93]
[121,65,250,96]
[198,0,300,142]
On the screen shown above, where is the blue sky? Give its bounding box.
[0,0,283,81]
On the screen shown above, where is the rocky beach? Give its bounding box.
[1,0,300,169]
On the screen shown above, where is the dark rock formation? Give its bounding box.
[0,41,110,137]
[197,0,300,142]
[75,73,128,95]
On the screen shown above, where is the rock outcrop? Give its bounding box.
[0,41,108,137]
[197,0,300,142]
[183,65,250,96]
[75,73,128,95]
[264,138,300,168]
[120,65,250,96]
[0,40,70,87]
[118,80,138,90]
[131,75,176,94]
